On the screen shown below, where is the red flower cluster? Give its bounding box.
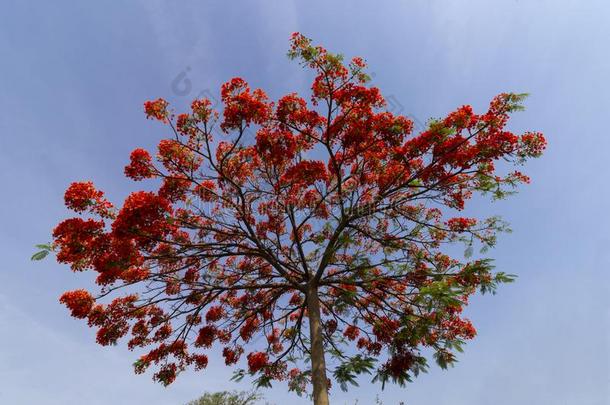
[446,217,477,232]
[124,148,155,180]
[59,289,94,318]
[519,131,547,158]
[444,105,477,129]
[256,128,297,166]
[222,347,243,366]
[112,191,173,246]
[64,181,113,218]
[384,351,415,379]
[53,218,105,271]
[192,353,209,370]
[144,98,169,122]
[220,78,271,132]
[343,325,360,341]
[193,180,216,202]
[441,317,477,340]
[281,160,328,189]
[157,139,200,173]
[205,306,224,323]
[247,351,269,373]
[195,325,216,348]
[191,98,213,121]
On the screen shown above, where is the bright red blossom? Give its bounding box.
[125,148,155,180]
[195,325,216,348]
[59,289,94,318]
[205,306,224,323]
[112,191,173,246]
[64,181,113,218]
[446,217,477,232]
[281,160,329,188]
[191,98,213,121]
[220,78,271,131]
[247,351,269,373]
[343,325,360,341]
[222,347,242,365]
[52,217,105,271]
[144,98,169,122]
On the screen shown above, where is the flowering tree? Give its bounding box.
[45,33,546,405]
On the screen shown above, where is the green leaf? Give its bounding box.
[333,355,376,392]
[31,242,52,261]
[253,374,273,388]
[495,272,517,284]
[230,369,246,382]
[31,250,49,261]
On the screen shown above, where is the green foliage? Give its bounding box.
[503,92,529,112]
[333,355,376,391]
[231,368,274,390]
[253,373,273,389]
[433,350,455,370]
[455,259,516,295]
[481,271,517,295]
[230,369,246,383]
[31,243,52,261]
[416,279,464,310]
[185,390,263,405]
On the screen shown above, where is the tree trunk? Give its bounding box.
[306,285,330,405]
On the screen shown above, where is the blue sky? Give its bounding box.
[1,1,608,404]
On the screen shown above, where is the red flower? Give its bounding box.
[60,289,94,318]
[343,325,360,341]
[247,351,269,373]
[281,160,329,188]
[52,217,105,271]
[519,131,547,158]
[446,217,477,232]
[239,317,259,342]
[111,191,173,247]
[194,180,217,202]
[158,176,191,202]
[444,105,477,129]
[222,346,243,365]
[194,325,217,348]
[157,139,200,173]
[144,98,169,122]
[64,181,113,218]
[205,306,224,323]
[191,98,213,121]
[125,148,154,180]
[220,78,271,131]
[384,351,415,378]
[154,363,177,386]
[192,354,209,370]
[255,128,297,166]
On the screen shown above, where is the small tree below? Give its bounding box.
[186,390,262,405]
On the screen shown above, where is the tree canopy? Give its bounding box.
[46,33,546,404]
